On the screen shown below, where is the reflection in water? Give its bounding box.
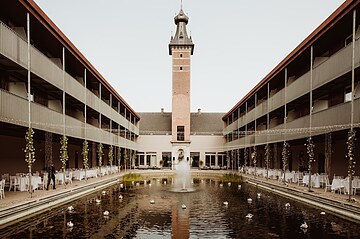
[1,178,360,238]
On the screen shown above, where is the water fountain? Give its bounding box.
[170,157,195,192]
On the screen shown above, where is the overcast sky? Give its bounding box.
[35,0,345,113]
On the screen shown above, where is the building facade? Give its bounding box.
[223,0,360,177]
[137,9,226,169]
[0,0,139,174]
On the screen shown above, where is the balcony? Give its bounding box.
[0,89,135,147]
[0,20,138,136]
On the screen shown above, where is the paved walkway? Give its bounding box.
[240,173,360,209]
[0,171,125,210]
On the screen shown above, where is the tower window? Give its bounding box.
[177,126,184,141]
[180,54,183,58]
[180,66,183,70]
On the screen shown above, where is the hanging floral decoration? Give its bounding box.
[108,145,113,169]
[117,147,121,169]
[60,135,69,170]
[131,150,137,169]
[244,148,248,167]
[347,129,356,177]
[24,127,36,170]
[251,146,257,167]
[282,141,290,173]
[306,137,315,171]
[82,140,89,170]
[97,143,103,168]
[265,143,271,169]
[124,148,128,169]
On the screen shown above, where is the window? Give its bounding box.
[345,87,352,102]
[177,126,184,141]
[345,34,353,46]
[180,66,183,70]
[180,54,183,58]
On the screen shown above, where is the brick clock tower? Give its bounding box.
[169,8,194,168]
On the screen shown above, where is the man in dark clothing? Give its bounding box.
[47,164,56,190]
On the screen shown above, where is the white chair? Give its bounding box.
[64,171,72,184]
[324,175,332,192]
[0,179,5,199]
[1,174,10,190]
[9,176,19,191]
[297,172,305,186]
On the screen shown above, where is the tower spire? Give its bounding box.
[168,7,194,55]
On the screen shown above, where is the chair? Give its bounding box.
[324,175,332,192]
[9,176,20,191]
[0,179,5,199]
[297,172,305,186]
[64,171,72,184]
[42,173,49,190]
[1,174,10,190]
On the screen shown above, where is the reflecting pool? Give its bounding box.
[1,178,360,238]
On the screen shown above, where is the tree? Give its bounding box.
[60,135,69,188]
[347,129,356,202]
[24,127,36,197]
[82,140,89,181]
[97,143,103,176]
[305,137,315,192]
[108,145,113,174]
[265,143,271,179]
[282,141,290,184]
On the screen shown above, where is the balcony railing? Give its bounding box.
[0,20,138,136]
[223,40,359,138]
[0,89,136,148]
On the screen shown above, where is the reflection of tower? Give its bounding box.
[169,8,194,167]
[171,204,190,239]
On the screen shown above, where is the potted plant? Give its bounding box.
[199,160,204,169]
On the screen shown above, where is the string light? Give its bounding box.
[108,145,113,170]
[281,141,290,175]
[97,143,103,174]
[347,129,356,177]
[117,147,121,171]
[24,127,36,169]
[60,135,69,170]
[82,140,89,170]
[264,143,271,173]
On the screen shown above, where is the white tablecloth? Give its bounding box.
[331,178,345,192]
[303,174,321,188]
[337,178,360,194]
[17,176,42,191]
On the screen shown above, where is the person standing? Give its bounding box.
[46,163,56,190]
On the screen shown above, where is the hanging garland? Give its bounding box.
[265,143,271,169]
[244,148,248,167]
[347,129,356,178]
[124,148,128,170]
[60,135,69,171]
[306,137,315,170]
[117,147,121,171]
[108,145,113,170]
[82,140,89,170]
[24,127,36,170]
[282,141,290,173]
[251,146,257,167]
[132,150,136,169]
[97,143,103,169]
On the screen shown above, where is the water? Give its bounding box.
[1,179,360,238]
[171,160,195,192]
